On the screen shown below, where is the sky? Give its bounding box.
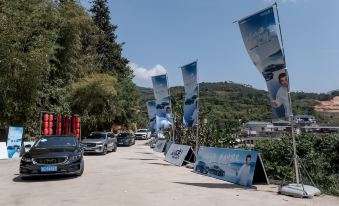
[81,0,339,93]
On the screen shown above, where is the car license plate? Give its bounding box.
[41,166,58,173]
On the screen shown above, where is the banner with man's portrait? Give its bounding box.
[146,100,157,132]
[151,74,173,129]
[238,6,291,118]
[181,61,198,127]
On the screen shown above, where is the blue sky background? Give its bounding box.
[81,0,339,93]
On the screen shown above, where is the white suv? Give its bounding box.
[135,129,151,140]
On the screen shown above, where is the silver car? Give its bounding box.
[81,132,117,155]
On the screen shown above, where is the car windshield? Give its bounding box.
[137,129,147,132]
[34,136,77,148]
[117,133,129,137]
[87,133,106,139]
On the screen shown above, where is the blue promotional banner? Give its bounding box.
[6,126,24,158]
[181,61,198,127]
[194,147,258,187]
[238,7,291,118]
[151,74,173,129]
[146,100,157,132]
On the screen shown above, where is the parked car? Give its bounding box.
[19,135,84,177]
[81,132,117,155]
[208,165,225,177]
[195,161,209,174]
[117,133,135,146]
[135,129,151,140]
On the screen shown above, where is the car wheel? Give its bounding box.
[102,145,107,155]
[77,165,84,176]
[113,144,117,152]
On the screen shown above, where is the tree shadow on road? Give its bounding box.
[13,175,78,183]
[148,162,173,166]
[136,152,153,154]
[173,182,257,190]
[124,158,158,161]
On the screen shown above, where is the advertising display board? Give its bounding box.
[153,139,167,152]
[6,127,24,158]
[164,140,173,155]
[165,144,193,166]
[194,147,259,187]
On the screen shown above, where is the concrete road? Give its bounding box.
[0,140,338,206]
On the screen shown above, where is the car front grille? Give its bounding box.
[33,157,67,165]
[85,143,97,147]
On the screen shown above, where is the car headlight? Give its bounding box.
[69,154,82,161]
[97,142,103,146]
[21,156,32,163]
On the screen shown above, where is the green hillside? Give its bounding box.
[138,81,337,128]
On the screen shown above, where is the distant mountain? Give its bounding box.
[138,81,338,126]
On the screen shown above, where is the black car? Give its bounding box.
[117,133,135,146]
[20,135,84,177]
[208,165,225,177]
[195,161,209,174]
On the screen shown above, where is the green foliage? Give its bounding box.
[0,0,141,136]
[69,73,117,131]
[0,0,59,131]
[255,134,339,196]
[90,0,132,78]
[139,82,338,130]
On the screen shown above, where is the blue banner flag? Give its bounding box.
[151,74,173,129]
[238,7,291,118]
[146,100,157,132]
[181,61,198,127]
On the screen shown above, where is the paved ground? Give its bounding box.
[0,140,338,206]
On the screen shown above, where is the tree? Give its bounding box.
[0,0,59,131]
[90,0,132,78]
[69,73,118,131]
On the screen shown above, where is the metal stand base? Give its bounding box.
[279,183,321,198]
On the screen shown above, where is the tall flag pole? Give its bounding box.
[273,2,300,185]
[180,61,199,156]
[237,3,320,197]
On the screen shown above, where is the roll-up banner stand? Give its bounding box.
[0,142,8,159]
[165,144,195,166]
[6,127,24,158]
[194,147,268,187]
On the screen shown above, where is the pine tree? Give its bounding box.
[90,0,132,78]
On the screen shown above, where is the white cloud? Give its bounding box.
[129,63,167,81]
